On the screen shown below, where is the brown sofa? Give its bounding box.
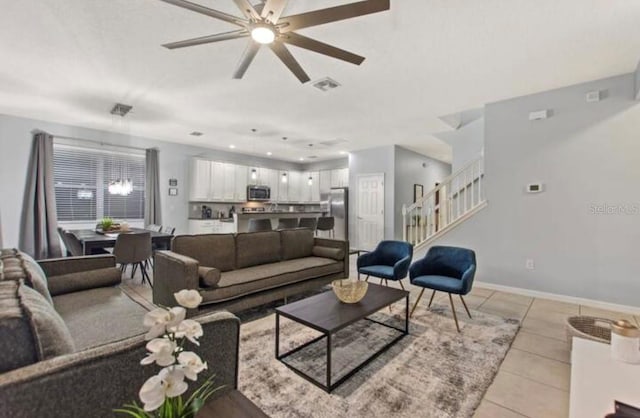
[0,249,240,418]
[153,228,349,312]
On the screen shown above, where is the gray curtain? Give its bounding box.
[144,148,161,225]
[19,132,62,259]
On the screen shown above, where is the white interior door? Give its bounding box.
[357,173,384,250]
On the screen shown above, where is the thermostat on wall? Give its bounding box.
[526,183,544,193]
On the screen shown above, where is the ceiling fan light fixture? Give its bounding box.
[251,25,275,44]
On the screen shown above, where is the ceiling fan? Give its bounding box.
[157,0,390,83]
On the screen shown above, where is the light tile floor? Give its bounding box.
[122,255,640,418]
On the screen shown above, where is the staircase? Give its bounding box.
[402,157,487,249]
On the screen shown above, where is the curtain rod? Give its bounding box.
[35,130,150,153]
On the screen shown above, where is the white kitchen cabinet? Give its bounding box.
[277,170,289,202]
[210,162,225,200]
[189,159,212,201]
[319,170,332,196]
[234,165,247,201]
[310,171,320,202]
[330,168,349,188]
[188,219,237,234]
[288,171,303,202]
[264,168,280,197]
[222,163,236,201]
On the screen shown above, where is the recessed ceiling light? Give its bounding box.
[190,131,203,136]
[229,145,236,149]
[299,157,304,161]
[339,151,347,155]
[267,152,272,156]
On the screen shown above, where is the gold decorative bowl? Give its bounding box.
[332,280,368,303]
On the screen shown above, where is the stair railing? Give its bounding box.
[402,157,485,246]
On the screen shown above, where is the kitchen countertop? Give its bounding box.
[188,217,235,222]
[236,211,326,216]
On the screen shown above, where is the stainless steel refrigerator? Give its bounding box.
[320,187,348,241]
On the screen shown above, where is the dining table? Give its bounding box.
[68,228,174,256]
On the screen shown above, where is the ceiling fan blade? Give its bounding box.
[162,29,249,49]
[233,41,261,79]
[278,0,389,33]
[261,0,288,24]
[158,0,248,27]
[282,32,365,65]
[233,0,261,20]
[269,42,310,83]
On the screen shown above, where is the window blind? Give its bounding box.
[53,144,146,222]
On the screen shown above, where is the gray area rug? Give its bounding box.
[238,300,519,418]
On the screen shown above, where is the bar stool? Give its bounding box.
[298,217,317,231]
[276,218,299,230]
[248,219,273,232]
[316,216,335,238]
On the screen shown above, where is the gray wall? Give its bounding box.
[430,73,640,307]
[450,118,485,172]
[393,146,451,240]
[635,60,640,100]
[0,113,304,247]
[348,146,395,245]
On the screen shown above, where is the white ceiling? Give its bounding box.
[1,0,639,163]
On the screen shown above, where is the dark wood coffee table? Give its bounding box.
[275,283,409,393]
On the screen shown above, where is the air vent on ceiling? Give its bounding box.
[190,131,204,136]
[110,103,133,117]
[312,77,341,92]
[306,155,318,159]
[318,138,348,147]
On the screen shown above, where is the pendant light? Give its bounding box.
[281,172,288,183]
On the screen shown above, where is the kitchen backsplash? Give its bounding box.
[189,202,323,219]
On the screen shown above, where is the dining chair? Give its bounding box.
[113,231,153,286]
[357,240,413,290]
[146,224,162,232]
[316,216,335,238]
[409,246,477,332]
[248,219,273,232]
[298,217,317,231]
[276,218,299,230]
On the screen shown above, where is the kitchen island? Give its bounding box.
[237,211,326,233]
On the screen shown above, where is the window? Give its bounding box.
[53,143,145,222]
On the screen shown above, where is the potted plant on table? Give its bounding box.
[98,217,115,232]
[116,290,222,418]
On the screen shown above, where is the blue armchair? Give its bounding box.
[409,246,476,332]
[357,240,413,289]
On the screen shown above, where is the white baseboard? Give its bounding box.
[475,281,640,316]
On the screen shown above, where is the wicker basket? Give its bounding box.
[566,316,613,349]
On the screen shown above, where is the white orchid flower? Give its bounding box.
[143,307,186,339]
[139,367,188,412]
[175,319,204,346]
[140,338,177,367]
[143,308,172,340]
[178,351,208,381]
[174,289,203,309]
[139,375,165,412]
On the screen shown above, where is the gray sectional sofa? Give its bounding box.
[154,228,349,312]
[0,249,240,418]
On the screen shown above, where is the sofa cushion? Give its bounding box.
[53,286,148,351]
[312,245,345,261]
[280,228,314,260]
[172,234,236,272]
[0,252,53,305]
[0,280,75,373]
[200,257,343,304]
[235,231,281,269]
[47,267,122,297]
[198,266,221,288]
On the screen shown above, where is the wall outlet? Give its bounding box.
[525,259,535,270]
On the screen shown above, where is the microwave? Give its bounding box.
[247,185,271,201]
